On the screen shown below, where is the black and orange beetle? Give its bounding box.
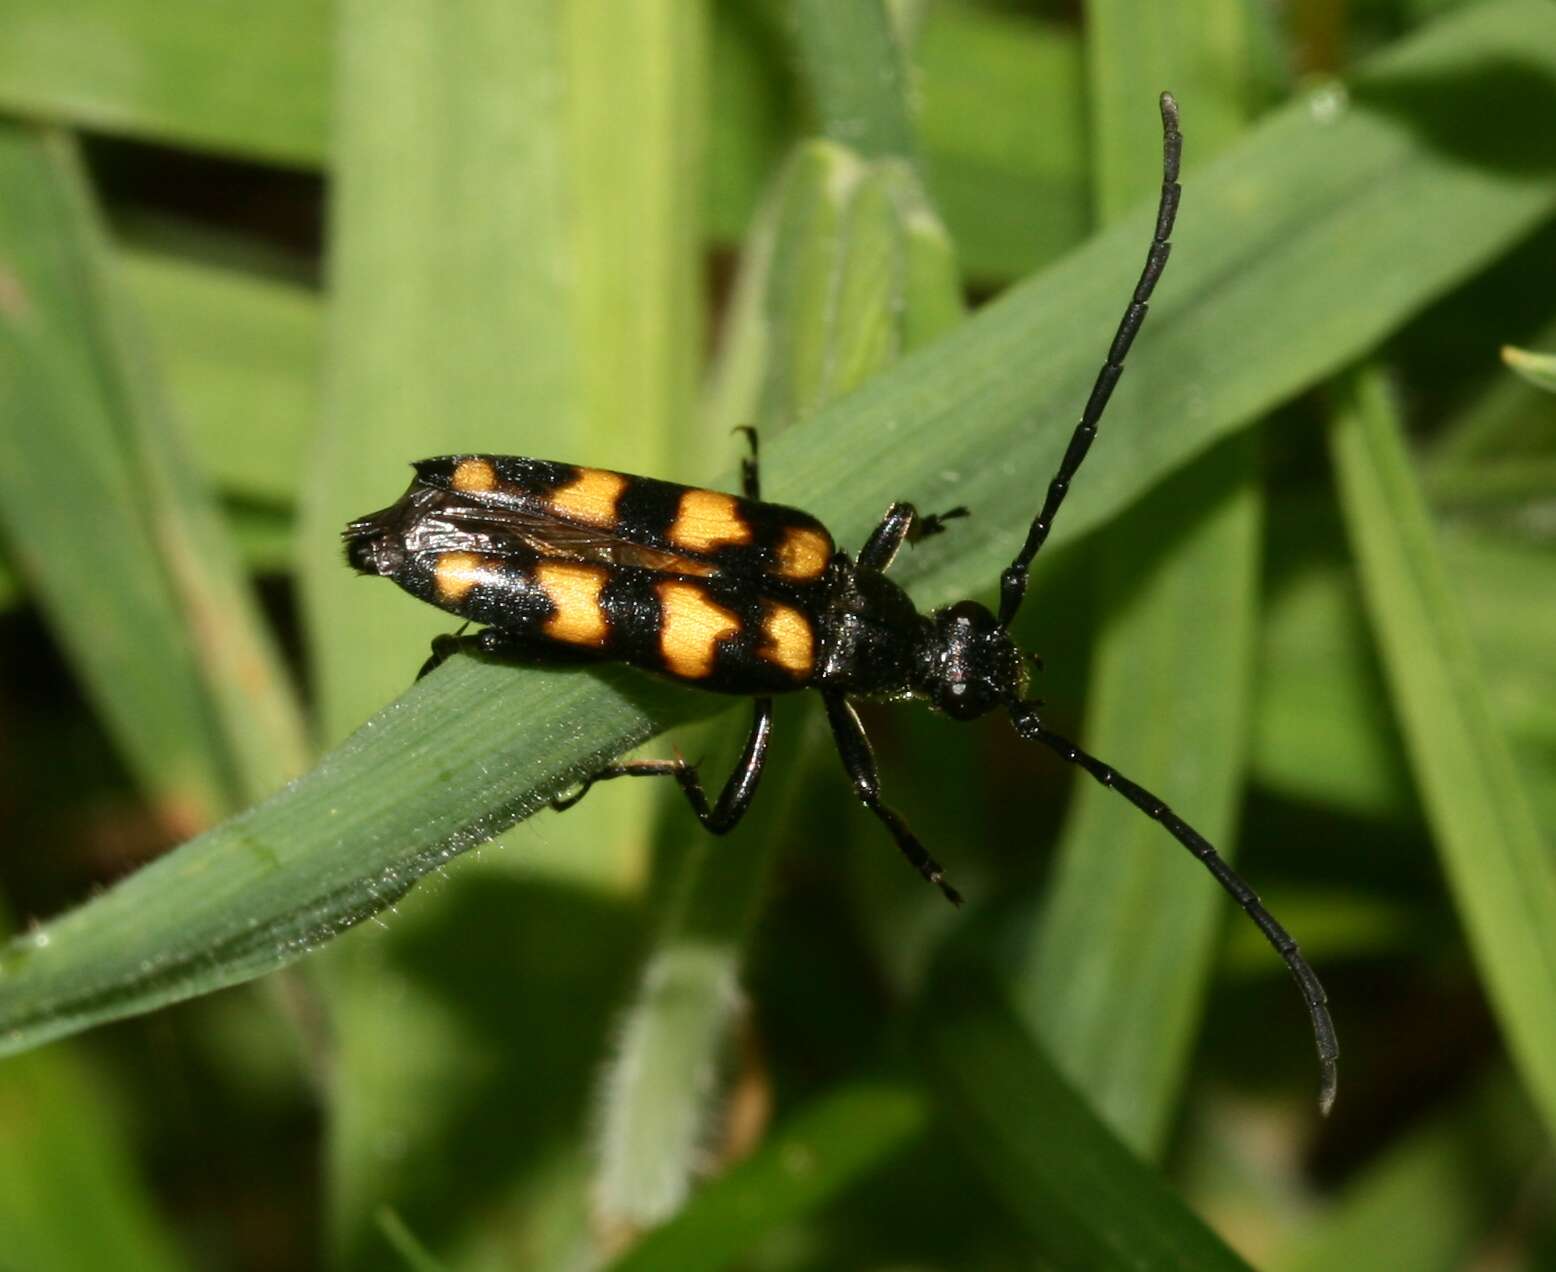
[344,95,1338,1111]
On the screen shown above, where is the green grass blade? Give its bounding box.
[917,955,1253,1270]
[915,7,1087,281]
[1,0,1553,1061]
[1328,364,1556,1139]
[1501,343,1556,393]
[1254,518,1556,829]
[0,1051,190,1272]
[792,0,915,161]
[0,901,187,1272]
[303,2,708,1261]
[1016,0,1268,1154]
[602,1083,928,1272]
[0,126,224,826]
[596,138,964,1228]
[125,247,319,507]
[0,0,1078,283]
[0,657,701,1044]
[0,124,306,820]
[0,0,327,166]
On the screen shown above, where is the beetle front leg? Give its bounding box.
[857,502,970,573]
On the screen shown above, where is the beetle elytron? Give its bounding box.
[345,95,1338,1111]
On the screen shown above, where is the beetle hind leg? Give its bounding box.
[416,624,472,680]
[553,697,774,835]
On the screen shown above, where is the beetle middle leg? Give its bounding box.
[823,691,962,905]
[552,696,773,834]
[857,502,970,573]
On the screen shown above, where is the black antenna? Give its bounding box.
[1009,703,1339,1114]
[998,92,1182,628]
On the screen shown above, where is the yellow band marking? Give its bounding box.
[550,467,628,528]
[773,525,832,582]
[434,551,485,603]
[656,580,740,679]
[669,489,751,554]
[451,457,498,493]
[758,600,815,678]
[536,562,609,647]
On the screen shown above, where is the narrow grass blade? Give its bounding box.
[0,1050,190,1272]
[1254,520,1556,829]
[603,1083,928,1272]
[1501,344,1556,393]
[915,8,1087,281]
[1,0,1553,1066]
[1327,364,1556,1139]
[917,955,1252,1270]
[1427,311,1556,469]
[792,0,915,161]
[124,247,319,506]
[1017,0,1268,1154]
[0,125,307,822]
[597,136,964,1229]
[304,2,708,1261]
[0,903,188,1272]
[0,0,327,166]
[0,0,1077,284]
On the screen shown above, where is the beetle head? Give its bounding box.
[919,600,1029,721]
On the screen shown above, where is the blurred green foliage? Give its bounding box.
[0,1,1553,1269]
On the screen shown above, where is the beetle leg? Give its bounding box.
[552,697,773,834]
[416,625,600,682]
[416,623,472,679]
[734,425,761,500]
[857,503,971,573]
[823,691,962,905]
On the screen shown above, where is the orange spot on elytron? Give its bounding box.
[656,580,740,679]
[669,489,751,554]
[774,525,832,581]
[759,601,814,678]
[434,551,485,603]
[550,468,628,528]
[451,457,498,492]
[536,562,609,647]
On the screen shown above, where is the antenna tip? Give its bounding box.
[1159,91,1180,128]
[1317,1060,1339,1117]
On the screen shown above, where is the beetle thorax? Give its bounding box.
[812,563,930,700]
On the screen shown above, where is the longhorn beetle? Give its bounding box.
[345,94,1339,1112]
